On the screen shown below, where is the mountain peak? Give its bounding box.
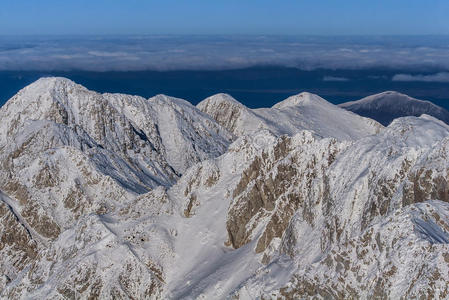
[1,77,91,116]
[197,93,245,109]
[339,91,449,125]
[341,91,428,107]
[33,76,76,85]
[1,78,233,183]
[23,77,86,94]
[3,78,449,299]
[149,93,194,108]
[196,93,251,136]
[272,92,328,109]
[197,91,382,140]
[376,90,405,96]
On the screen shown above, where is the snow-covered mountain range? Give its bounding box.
[198,92,382,140]
[1,78,449,299]
[339,91,449,126]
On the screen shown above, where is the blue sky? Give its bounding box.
[1,0,448,35]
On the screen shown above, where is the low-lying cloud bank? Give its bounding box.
[392,72,449,82]
[0,35,448,72]
[323,76,350,82]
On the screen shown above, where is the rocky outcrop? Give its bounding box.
[196,93,248,136]
[0,78,229,298]
[229,116,449,299]
[0,193,39,291]
[1,78,449,299]
[227,133,343,254]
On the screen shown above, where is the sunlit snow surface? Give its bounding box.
[1,78,449,299]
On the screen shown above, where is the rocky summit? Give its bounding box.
[1,77,449,299]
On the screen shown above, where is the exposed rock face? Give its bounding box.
[0,78,229,298]
[1,78,449,299]
[246,201,449,299]
[227,133,343,253]
[229,116,449,299]
[104,92,233,174]
[0,192,39,291]
[3,211,169,299]
[196,93,248,136]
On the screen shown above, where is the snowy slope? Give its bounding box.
[171,115,449,299]
[231,115,449,299]
[104,93,233,175]
[198,92,383,140]
[2,78,449,299]
[0,77,177,190]
[0,78,233,297]
[0,77,232,188]
[339,91,449,126]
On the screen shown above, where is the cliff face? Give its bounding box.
[1,78,449,299]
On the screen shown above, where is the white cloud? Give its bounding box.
[0,35,448,72]
[167,49,185,53]
[392,72,449,82]
[88,51,129,57]
[323,76,349,82]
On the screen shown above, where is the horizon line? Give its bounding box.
[1,33,449,38]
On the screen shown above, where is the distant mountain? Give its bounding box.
[2,79,449,299]
[339,91,449,126]
[198,92,382,140]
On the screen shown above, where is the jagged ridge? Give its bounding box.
[198,92,383,140]
[1,78,449,299]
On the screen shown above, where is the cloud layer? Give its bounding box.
[323,76,350,82]
[0,35,448,72]
[392,72,449,82]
